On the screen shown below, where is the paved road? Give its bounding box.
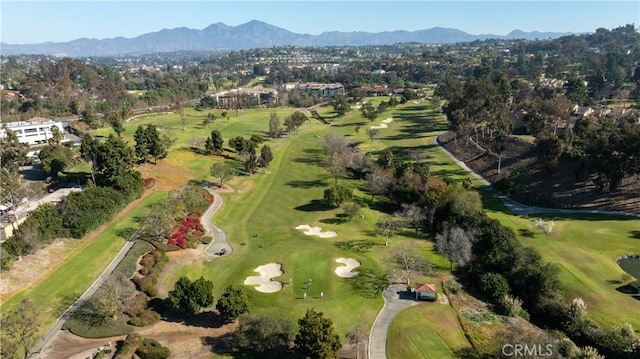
[29,233,138,358]
[30,189,229,358]
[203,191,232,257]
[434,134,640,218]
[368,284,420,359]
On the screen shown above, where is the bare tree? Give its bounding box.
[140,205,175,241]
[1,298,40,359]
[268,112,281,138]
[376,215,402,246]
[346,326,367,359]
[365,165,392,200]
[435,225,472,270]
[322,133,352,184]
[386,242,432,285]
[396,203,427,235]
[366,128,379,151]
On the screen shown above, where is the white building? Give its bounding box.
[0,117,64,145]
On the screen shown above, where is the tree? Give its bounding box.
[0,126,28,173]
[387,242,432,285]
[396,203,426,234]
[360,101,378,122]
[38,144,72,178]
[0,298,40,359]
[83,277,129,324]
[479,272,511,303]
[140,204,175,241]
[210,162,236,188]
[376,215,402,246]
[323,133,352,184]
[268,112,281,138]
[258,145,273,168]
[342,202,362,222]
[216,285,249,322]
[284,111,307,134]
[109,113,125,138]
[366,128,379,151]
[80,134,99,184]
[134,125,149,161]
[535,134,563,172]
[232,315,295,354]
[169,276,214,316]
[346,326,367,359]
[323,184,353,208]
[203,112,216,128]
[94,134,134,186]
[205,129,224,155]
[365,165,392,200]
[532,218,555,234]
[435,225,472,270]
[48,125,64,145]
[294,309,342,359]
[331,94,350,116]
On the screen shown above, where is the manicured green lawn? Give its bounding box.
[388,300,474,359]
[487,212,640,329]
[1,191,168,333]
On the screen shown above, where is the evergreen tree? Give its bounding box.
[258,145,273,168]
[216,285,249,322]
[134,126,149,162]
[294,309,342,359]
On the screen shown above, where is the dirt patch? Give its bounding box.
[155,245,210,297]
[40,318,237,359]
[438,131,640,214]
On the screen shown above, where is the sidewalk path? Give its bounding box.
[435,134,640,218]
[31,189,229,358]
[368,284,420,359]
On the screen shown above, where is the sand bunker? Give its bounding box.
[335,258,360,278]
[370,118,393,129]
[244,263,284,293]
[295,224,337,238]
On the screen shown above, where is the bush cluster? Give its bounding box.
[131,249,166,297]
[2,179,143,268]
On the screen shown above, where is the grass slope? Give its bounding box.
[1,191,167,332]
[388,301,474,359]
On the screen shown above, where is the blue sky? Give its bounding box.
[1,1,638,44]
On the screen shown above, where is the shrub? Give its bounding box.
[479,272,510,303]
[201,236,213,244]
[323,184,353,208]
[443,279,462,295]
[136,338,171,359]
[116,333,142,359]
[129,309,161,327]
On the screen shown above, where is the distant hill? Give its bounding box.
[0,20,571,57]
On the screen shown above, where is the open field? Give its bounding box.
[388,300,474,359]
[1,191,168,333]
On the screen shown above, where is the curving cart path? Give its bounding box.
[368,284,419,359]
[202,191,233,257]
[31,189,230,358]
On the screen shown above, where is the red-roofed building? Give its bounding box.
[414,283,437,301]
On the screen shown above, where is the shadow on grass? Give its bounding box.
[294,200,330,212]
[518,229,536,238]
[285,179,325,189]
[631,230,640,239]
[616,283,640,295]
[159,305,226,329]
[334,240,379,253]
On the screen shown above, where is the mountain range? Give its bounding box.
[0,20,571,57]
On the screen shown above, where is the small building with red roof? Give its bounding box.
[414,283,437,301]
